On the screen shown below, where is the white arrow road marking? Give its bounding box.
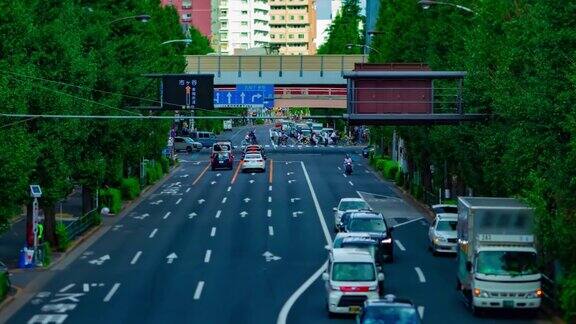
[240,211,248,218]
[268,226,274,236]
[292,211,303,218]
[268,196,272,203]
[27,314,68,323]
[269,185,272,191]
[180,174,189,178]
[88,255,110,266]
[348,181,354,186]
[204,250,212,263]
[286,172,294,176]
[133,213,149,220]
[149,228,158,238]
[163,212,171,219]
[415,267,426,283]
[210,227,217,237]
[150,200,163,205]
[216,173,221,177]
[130,251,142,265]
[395,240,406,251]
[267,209,272,217]
[262,251,282,262]
[249,180,255,184]
[176,198,182,205]
[112,225,123,231]
[193,281,205,300]
[103,283,120,302]
[227,186,232,192]
[288,180,296,184]
[243,198,251,203]
[210,181,217,185]
[290,198,301,203]
[198,199,205,204]
[166,253,178,264]
[59,284,75,293]
[221,197,227,203]
[418,306,425,320]
[189,212,197,219]
[194,161,201,165]
[215,210,221,218]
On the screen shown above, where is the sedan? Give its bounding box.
[241,153,266,172]
[428,213,458,255]
[357,295,422,324]
[333,198,371,231]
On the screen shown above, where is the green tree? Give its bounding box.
[317,0,364,54]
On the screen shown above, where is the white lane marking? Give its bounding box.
[268,226,274,236]
[221,197,227,203]
[269,185,272,191]
[176,198,182,205]
[394,217,426,228]
[103,283,121,302]
[130,251,142,265]
[348,181,354,186]
[166,253,178,264]
[163,212,171,219]
[186,187,191,193]
[418,306,425,320]
[149,228,158,238]
[277,162,333,324]
[210,227,217,237]
[27,315,68,323]
[193,281,205,300]
[268,196,272,203]
[395,240,406,251]
[59,284,75,293]
[83,284,90,293]
[267,209,272,217]
[415,267,426,283]
[204,250,212,263]
[215,210,221,218]
[227,186,232,192]
[364,170,370,174]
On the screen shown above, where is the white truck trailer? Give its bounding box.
[456,197,541,315]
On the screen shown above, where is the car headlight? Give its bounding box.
[434,236,447,243]
[381,238,392,244]
[526,289,543,298]
[473,288,489,298]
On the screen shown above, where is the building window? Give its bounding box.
[271,34,276,39]
[221,21,228,27]
[220,9,227,15]
[182,0,192,8]
[271,15,275,20]
[300,15,304,20]
[241,32,249,37]
[279,34,285,39]
[241,21,248,26]
[182,13,192,21]
[241,10,248,15]
[289,34,294,39]
[298,34,304,38]
[280,15,285,20]
[290,15,294,20]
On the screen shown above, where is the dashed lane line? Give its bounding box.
[215,210,221,218]
[268,196,272,203]
[186,187,191,193]
[268,226,274,236]
[221,197,227,203]
[176,198,182,205]
[210,227,217,237]
[149,228,158,238]
[204,250,212,263]
[130,251,142,265]
[348,181,354,186]
[269,185,272,191]
[59,284,75,293]
[267,209,272,218]
[163,212,171,219]
[394,240,406,251]
[415,267,426,283]
[193,281,205,300]
[103,283,121,302]
[227,186,232,192]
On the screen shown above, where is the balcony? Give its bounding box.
[253,23,270,33]
[253,0,269,11]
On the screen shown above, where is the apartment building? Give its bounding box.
[161,0,212,37]
[269,0,317,55]
[211,0,271,54]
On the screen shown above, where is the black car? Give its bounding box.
[211,151,234,170]
[362,145,375,158]
[357,295,422,324]
[344,212,394,263]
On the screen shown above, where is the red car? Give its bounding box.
[211,151,234,170]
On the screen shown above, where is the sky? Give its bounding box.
[316,0,366,20]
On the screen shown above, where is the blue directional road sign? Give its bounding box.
[237,84,274,109]
[214,84,274,108]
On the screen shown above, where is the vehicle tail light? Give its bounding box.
[340,286,369,292]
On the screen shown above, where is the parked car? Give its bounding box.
[189,131,217,148]
[344,212,394,263]
[333,198,371,232]
[241,153,266,172]
[211,151,234,171]
[428,213,458,255]
[173,137,202,153]
[431,204,458,215]
[356,295,422,324]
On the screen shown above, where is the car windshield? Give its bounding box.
[436,220,457,232]
[476,251,538,276]
[185,138,194,143]
[332,262,375,281]
[348,218,387,232]
[361,306,420,324]
[339,201,369,211]
[433,206,458,214]
[245,154,261,160]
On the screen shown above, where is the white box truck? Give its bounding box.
[456,197,541,315]
[223,119,232,131]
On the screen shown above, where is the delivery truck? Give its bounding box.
[456,197,541,315]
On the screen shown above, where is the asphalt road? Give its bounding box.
[5,125,551,324]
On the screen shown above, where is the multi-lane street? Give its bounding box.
[4,125,551,324]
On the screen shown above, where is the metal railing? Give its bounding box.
[65,209,99,240]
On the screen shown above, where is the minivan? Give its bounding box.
[189,131,217,148]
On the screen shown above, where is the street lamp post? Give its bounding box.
[346,43,382,57]
[417,1,475,13]
[109,14,151,24]
[160,39,192,46]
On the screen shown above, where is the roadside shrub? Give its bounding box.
[375,159,387,172]
[395,169,404,187]
[560,273,576,322]
[99,188,122,214]
[383,160,399,179]
[42,242,52,266]
[56,222,70,252]
[160,156,169,174]
[120,178,140,200]
[145,163,161,184]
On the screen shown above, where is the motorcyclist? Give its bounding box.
[344,154,353,172]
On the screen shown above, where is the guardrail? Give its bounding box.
[65,209,99,240]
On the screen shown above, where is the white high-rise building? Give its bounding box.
[213,0,270,55]
[331,0,341,19]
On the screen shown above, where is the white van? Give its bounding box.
[322,249,383,316]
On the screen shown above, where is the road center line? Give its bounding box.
[163,212,171,219]
[221,197,227,203]
[268,196,272,203]
[231,161,242,184]
[394,240,406,251]
[227,186,231,192]
[192,164,210,186]
[175,198,182,205]
[269,185,272,191]
[415,267,426,283]
[210,227,217,237]
[130,251,142,265]
[348,181,354,186]
[268,226,274,236]
[215,210,221,218]
[103,283,121,302]
[269,159,274,183]
[149,228,158,238]
[267,209,272,218]
[204,250,212,263]
[193,281,205,300]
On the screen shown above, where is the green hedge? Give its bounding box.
[99,188,122,214]
[120,178,141,200]
[56,221,70,252]
[561,273,576,322]
[255,119,265,125]
[371,157,400,180]
[145,162,163,185]
[0,270,8,300]
[160,156,169,174]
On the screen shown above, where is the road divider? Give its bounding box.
[269,159,274,183]
[394,217,425,228]
[231,161,242,184]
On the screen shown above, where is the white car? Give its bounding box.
[333,198,371,231]
[173,137,202,153]
[428,213,458,254]
[241,153,265,172]
[431,204,458,215]
[323,248,383,316]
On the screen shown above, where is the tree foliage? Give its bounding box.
[0,1,211,242]
[317,0,364,54]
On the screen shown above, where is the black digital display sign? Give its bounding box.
[161,74,214,110]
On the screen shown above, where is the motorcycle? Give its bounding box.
[345,162,353,175]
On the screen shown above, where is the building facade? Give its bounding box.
[269,0,317,55]
[161,0,212,37]
[211,0,271,55]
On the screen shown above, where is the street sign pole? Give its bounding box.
[29,185,42,267]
